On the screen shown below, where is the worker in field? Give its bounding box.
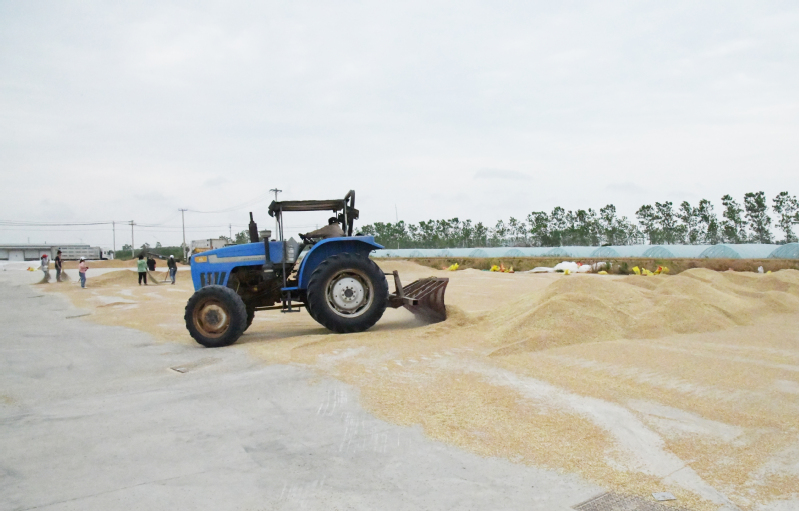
[147,255,156,272]
[78,258,88,288]
[167,255,177,284]
[301,217,344,240]
[137,254,148,285]
[55,250,63,282]
[40,254,50,282]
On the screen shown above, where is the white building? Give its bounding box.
[0,244,105,261]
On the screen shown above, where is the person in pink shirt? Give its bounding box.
[78,257,89,288]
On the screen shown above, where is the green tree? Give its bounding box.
[678,201,700,244]
[526,211,550,246]
[772,191,799,243]
[696,199,721,244]
[636,204,660,244]
[358,189,793,249]
[570,209,599,246]
[473,222,489,247]
[599,204,638,246]
[721,194,746,243]
[743,191,772,243]
[491,220,508,247]
[418,221,436,248]
[461,219,474,247]
[219,230,251,245]
[235,230,250,244]
[654,201,682,244]
[549,207,568,246]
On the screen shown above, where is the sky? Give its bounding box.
[1,1,798,249]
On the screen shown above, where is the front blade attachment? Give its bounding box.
[387,271,449,323]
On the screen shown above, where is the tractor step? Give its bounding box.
[387,271,449,323]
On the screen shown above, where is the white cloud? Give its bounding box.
[474,169,532,181]
[1,1,798,246]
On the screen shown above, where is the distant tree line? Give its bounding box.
[220,231,251,245]
[360,191,799,249]
[116,242,185,261]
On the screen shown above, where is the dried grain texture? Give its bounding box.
[58,259,139,269]
[487,269,799,355]
[42,262,799,510]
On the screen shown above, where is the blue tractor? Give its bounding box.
[185,191,449,347]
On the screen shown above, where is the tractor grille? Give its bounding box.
[200,271,227,287]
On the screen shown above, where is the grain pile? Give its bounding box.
[487,268,799,355]
[81,269,169,287]
[43,262,799,510]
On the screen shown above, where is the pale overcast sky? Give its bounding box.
[1,1,797,248]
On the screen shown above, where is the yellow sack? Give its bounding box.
[632,266,641,275]
[597,270,608,275]
[563,269,571,275]
[508,265,514,273]
[490,265,499,272]
[446,263,459,271]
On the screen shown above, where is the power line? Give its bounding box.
[185,190,273,214]
[0,223,250,231]
[0,220,114,226]
[137,211,181,227]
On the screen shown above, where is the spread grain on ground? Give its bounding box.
[44,263,799,510]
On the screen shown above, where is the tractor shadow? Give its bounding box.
[235,310,429,346]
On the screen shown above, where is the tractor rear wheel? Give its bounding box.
[185,285,248,347]
[306,253,388,333]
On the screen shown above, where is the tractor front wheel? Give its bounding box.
[185,285,248,347]
[245,306,255,331]
[306,253,388,333]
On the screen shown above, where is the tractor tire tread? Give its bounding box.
[184,285,248,347]
[306,253,388,333]
[244,306,255,331]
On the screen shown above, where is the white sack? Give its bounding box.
[553,261,580,273]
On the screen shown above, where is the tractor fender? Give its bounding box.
[297,236,383,290]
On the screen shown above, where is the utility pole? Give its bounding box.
[130,220,135,255]
[229,223,232,240]
[112,221,116,255]
[179,209,188,261]
[269,188,282,237]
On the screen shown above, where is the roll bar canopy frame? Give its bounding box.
[268,190,358,237]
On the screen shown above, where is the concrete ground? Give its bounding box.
[0,274,603,511]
